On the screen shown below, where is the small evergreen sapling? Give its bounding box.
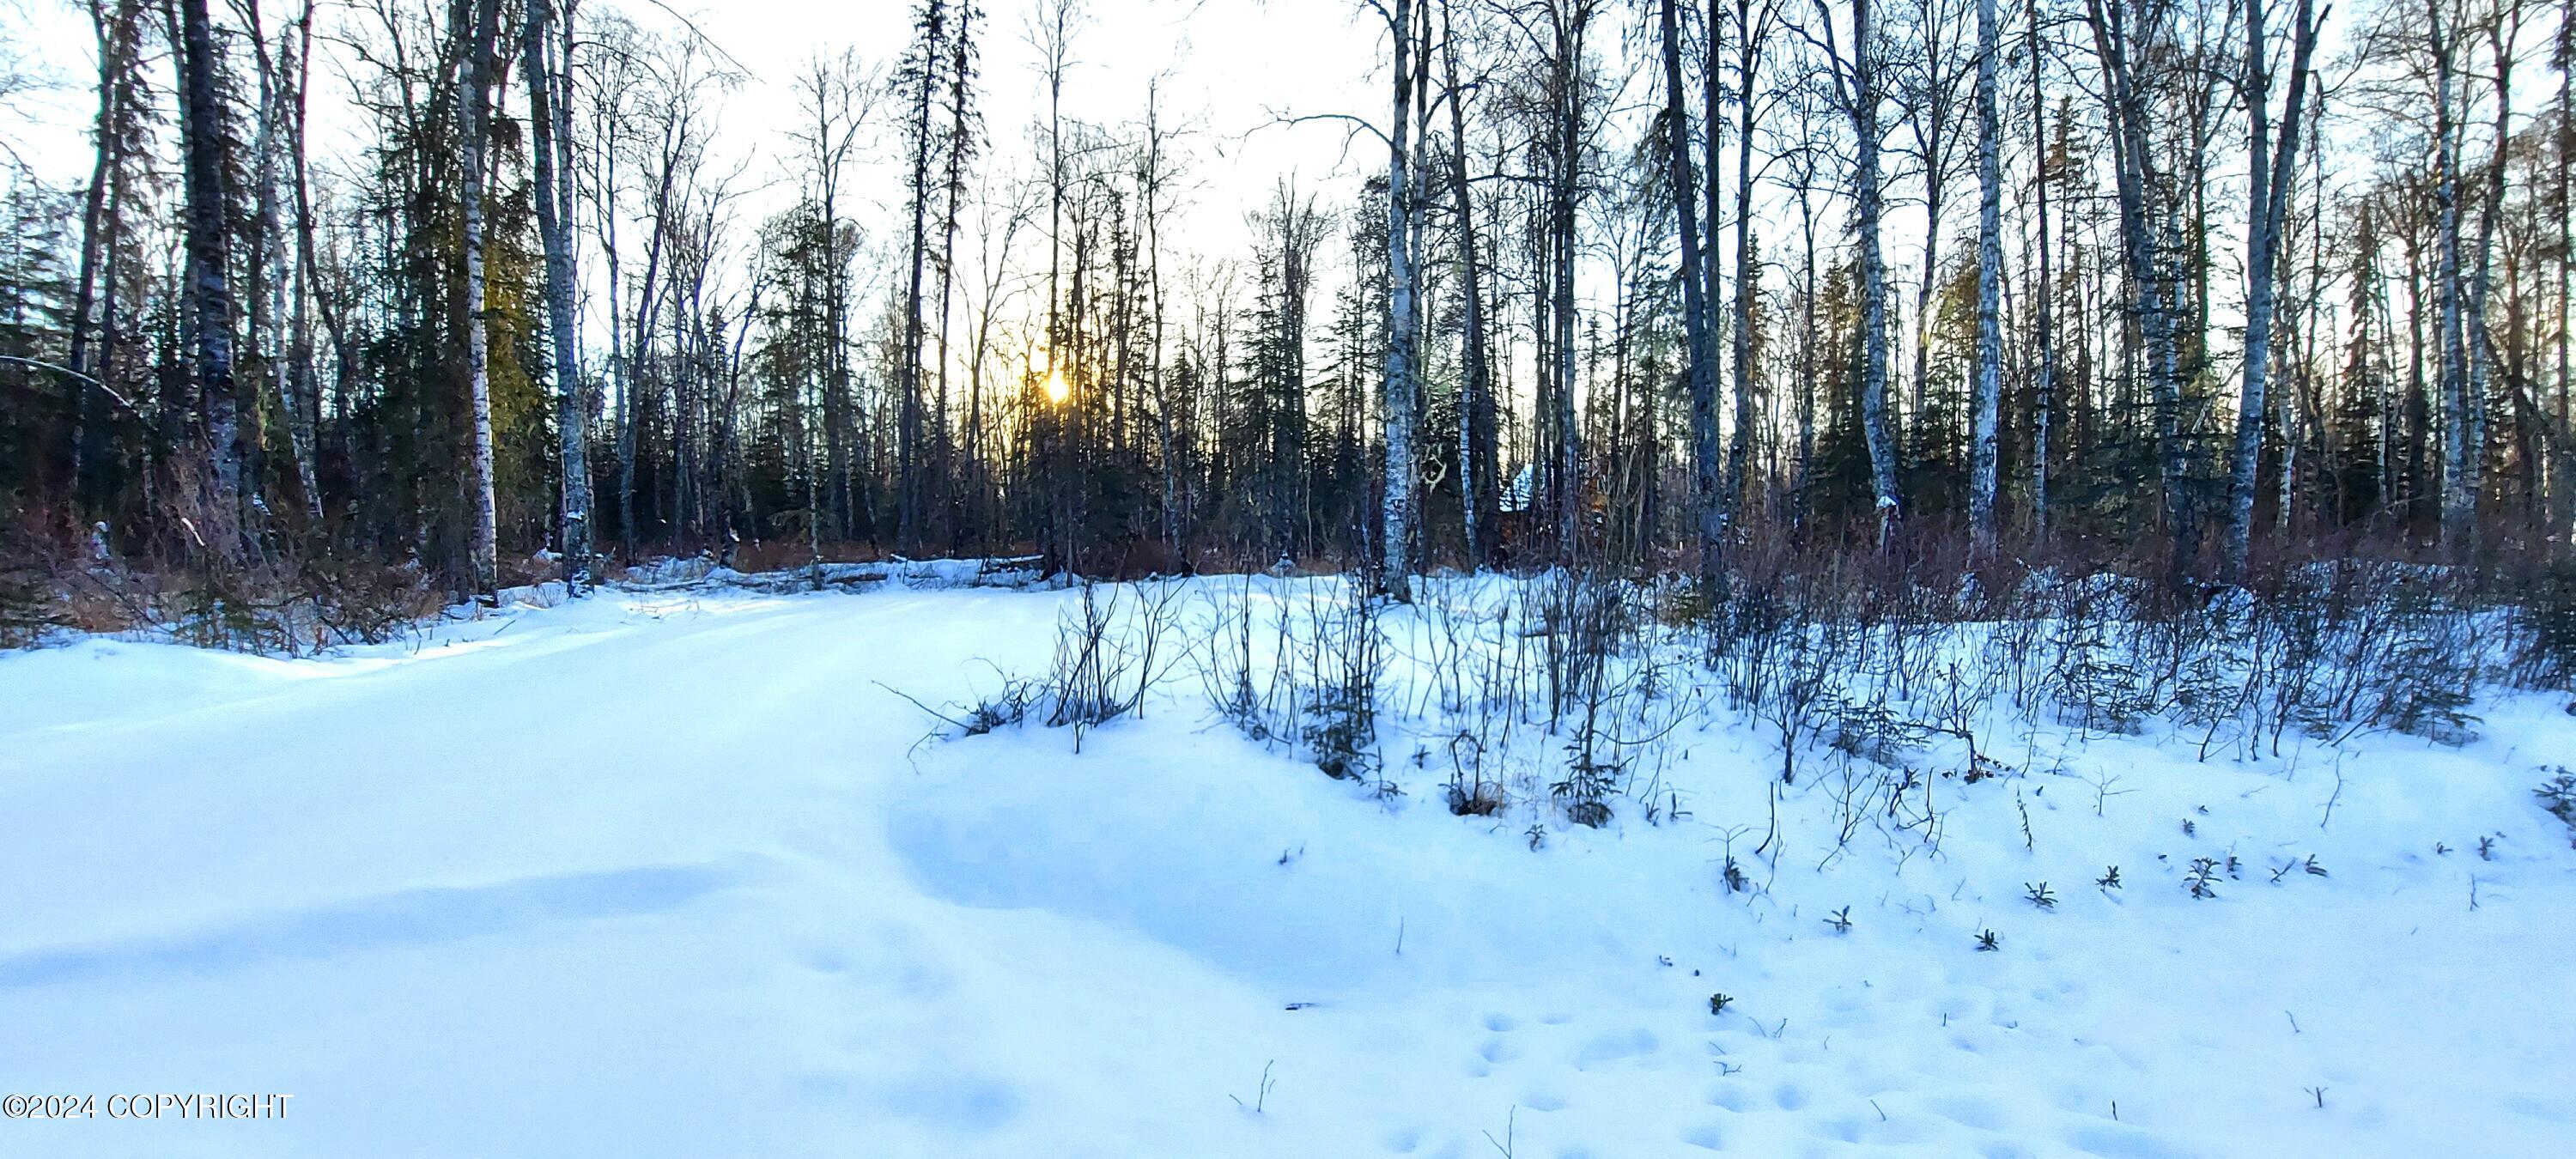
[2537,769,2576,846]
[2185,857,2222,899]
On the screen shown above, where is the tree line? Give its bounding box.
[0,0,2567,605]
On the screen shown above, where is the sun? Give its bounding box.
[1042,367,1070,404]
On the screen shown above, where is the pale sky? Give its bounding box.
[1,0,1397,325]
[0,0,2445,403]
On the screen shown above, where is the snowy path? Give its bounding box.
[3,586,2572,1157]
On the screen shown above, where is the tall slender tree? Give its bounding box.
[1970,0,2004,546]
[2224,0,2322,577]
[1659,0,1723,580]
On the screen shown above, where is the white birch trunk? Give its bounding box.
[1381,0,1419,598]
[461,0,501,595]
[1971,0,2003,548]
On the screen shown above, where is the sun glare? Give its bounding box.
[1042,367,1070,404]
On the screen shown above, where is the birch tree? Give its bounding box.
[1375,0,1421,598]
[1811,0,1903,541]
[527,0,592,590]
[2086,0,2190,580]
[2224,0,2323,577]
[1970,0,2003,546]
[459,0,502,595]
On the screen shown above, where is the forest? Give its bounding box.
[0,0,2569,628]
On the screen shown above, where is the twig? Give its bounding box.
[874,679,973,731]
[1483,1106,1516,1157]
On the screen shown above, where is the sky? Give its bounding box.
[0,0,1400,306]
[0,0,2482,403]
[591,0,1398,258]
[0,0,1438,404]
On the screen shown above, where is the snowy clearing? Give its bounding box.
[3,579,2573,1158]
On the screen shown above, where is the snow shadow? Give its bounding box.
[0,862,744,989]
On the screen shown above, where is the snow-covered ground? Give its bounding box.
[3,580,2572,1157]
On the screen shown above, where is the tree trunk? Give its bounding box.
[2431,7,2473,557]
[1851,0,1901,541]
[2027,0,2054,539]
[1970,0,2003,548]
[1660,0,1722,580]
[898,1,945,552]
[1728,0,1762,547]
[460,0,501,595]
[1382,0,1419,598]
[526,0,590,591]
[2087,0,2186,580]
[1441,0,1495,570]
[179,0,242,556]
[2226,0,2318,578]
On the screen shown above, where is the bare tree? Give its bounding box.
[2224,0,2324,577]
[787,50,871,559]
[1971,0,2004,546]
[1371,0,1424,598]
[1728,0,1780,546]
[2085,0,2190,579]
[1658,0,1723,578]
[178,0,242,556]
[458,0,503,594]
[1440,0,1496,568]
[527,0,592,590]
[1809,0,1903,541]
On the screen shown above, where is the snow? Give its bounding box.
[3,578,2573,1157]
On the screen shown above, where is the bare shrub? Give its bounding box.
[1046,580,1188,749]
